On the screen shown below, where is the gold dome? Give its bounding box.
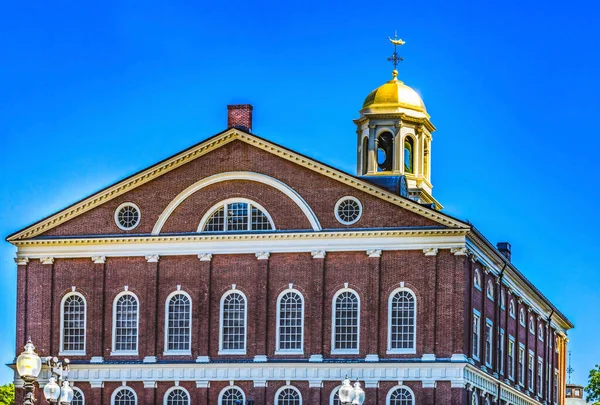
[362,70,426,114]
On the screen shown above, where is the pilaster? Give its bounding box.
[255,252,270,360]
[366,250,381,361]
[310,250,326,362]
[144,255,159,363]
[197,254,212,363]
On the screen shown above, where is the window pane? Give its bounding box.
[251,205,272,230]
[72,390,84,405]
[204,207,225,232]
[114,388,136,405]
[167,388,189,405]
[227,202,248,231]
[277,388,301,405]
[221,388,244,405]
[62,295,85,352]
[334,291,359,350]
[115,295,138,352]
[389,387,413,405]
[278,292,303,351]
[222,293,246,351]
[390,290,415,350]
[167,294,191,351]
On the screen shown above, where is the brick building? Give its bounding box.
[7,69,572,405]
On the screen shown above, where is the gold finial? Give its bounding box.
[387,31,405,79]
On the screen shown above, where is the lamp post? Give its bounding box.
[15,338,74,405]
[338,376,366,405]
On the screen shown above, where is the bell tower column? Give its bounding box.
[367,124,377,174]
[392,121,402,172]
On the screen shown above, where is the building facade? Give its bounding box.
[8,71,572,405]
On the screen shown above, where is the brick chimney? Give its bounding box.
[227,104,253,132]
[497,242,511,262]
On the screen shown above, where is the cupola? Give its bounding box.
[354,36,440,209]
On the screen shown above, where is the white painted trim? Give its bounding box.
[331,288,360,355]
[329,385,341,405]
[72,386,85,405]
[110,386,138,405]
[59,292,87,356]
[509,299,516,319]
[152,171,322,234]
[114,202,141,231]
[472,309,481,361]
[197,198,276,232]
[385,385,416,405]
[111,291,140,356]
[484,319,493,368]
[486,279,494,301]
[334,196,363,225]
[275,289,305,355]
[163,386,190,405]
[274,385,303,405]
[219,290,248,355]
[217,385,245,404]
[163,291,192,355]
[386,287,417,355]
[15,231,467,260]
[474,268,482,291]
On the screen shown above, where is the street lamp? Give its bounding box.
[338,376,366,405]
[16,338,74,404]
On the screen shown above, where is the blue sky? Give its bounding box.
[1,0,598,385]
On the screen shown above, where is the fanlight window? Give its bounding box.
[388,387,414,405]
[331,387,341,405]
[220,388,244,405]
[166,388,190,405]
[61,294,86,353]
[202,200,274,232]
[72,389,84,405]
[276,387,301,405]
[113,388,136,405]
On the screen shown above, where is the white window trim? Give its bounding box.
[486,279,494,301]
[508,335,516,381]
[111,291,140,356]
[498,328,505,375]
[329,385,341,405]
[334,196,363,225]
[217,386,245,404]
[528,349,535,391]
[198,198,275,232]
[509,300,516,319]
[518,343,526,386]
[163,290,193,356]
[538,324,544,342]
[387,287,417,355]
[472,309,481,361]
[474,269,482,291]
[114,202,141,231]
[111,386,138,405]
[163,386,191,405]
[484,318,493,368]
[59,292,87,356]
[529,316,535,334]
[385,385,416,405]
[519,309,526,327]
[331,287,360,355]
[72,386,85,405]
[218,289,248,355]
[537,356,544,395]
[275,288,305,355]
[275,385,303,405]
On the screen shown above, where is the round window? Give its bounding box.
[114,203,141,230]
[335,197,362,225]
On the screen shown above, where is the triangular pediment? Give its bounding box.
[7,128,468,242]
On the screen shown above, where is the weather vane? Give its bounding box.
[567,350,574,384]
[387,31,406,77]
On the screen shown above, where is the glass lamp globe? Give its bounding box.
[59,380,74,404]
[338,376,355,403]
[352,381,365,405]
[16,339,42,379]
[43,377,61,401]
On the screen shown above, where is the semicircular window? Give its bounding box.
[202,200,274,232]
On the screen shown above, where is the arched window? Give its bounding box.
[165,292,192,353]
[72,388,84,405]
[201,199,274,232]
[112,387,137,405]
[332,289,360,353]
[404,137,414,173]
[519,308,525,326]
[219,387,245,405]
[276,387,302,405]
[330,386,341,405]
[276,290,304,353]
[538,324,544,341]
[377,132,394,172]
[387,386,414,405]
[362,137,369,175]
[529,316,535,334]
[471,392,479,405]
[486,279,494,300]
[60,293,86,354]
[388,288,416,353]
[219,291,247,353]
[509,300,516,318]
[164,387,190,405]
[500,288,506,309]
[112,292,139,354]
[473,269,482,290]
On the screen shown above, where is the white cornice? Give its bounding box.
[14,230,467,260]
